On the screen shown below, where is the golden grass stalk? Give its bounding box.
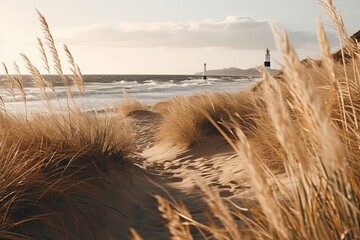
[272,23,345,171]
[316,19,360,156]
[317,19,336,84]
[0,96,5,113]
[197,181,241,240]
[316,18,345,118]
[352,48,360,87]
[318,0,348,42]
[319,0,358,129]
[36,10,62,75]
[21,53,51,110]
[155,195,193,240]
[64,44,85,95]
[37,37,50,74]
[13,62,26,102]
[235,128,288,238]
[36,10,73,100]
[260,67,310,171]
[259,68,314,233]
[154,190,226,239]
[1,62,15,100]
[129,228,143,240]
[2,62,27,106]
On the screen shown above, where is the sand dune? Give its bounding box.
[6,107,251,239]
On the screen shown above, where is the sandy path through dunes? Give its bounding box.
[14,109,251,239]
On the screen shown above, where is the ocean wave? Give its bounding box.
[1,75,253,113]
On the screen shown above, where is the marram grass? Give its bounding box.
[1,0,360,239]
[0,11,136,239]
[150,0,360,239]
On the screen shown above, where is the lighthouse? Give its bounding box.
[264,48,271,69]
[203,63,207,80]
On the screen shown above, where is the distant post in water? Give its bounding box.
[203,63,207,80]
[264,48,271,69]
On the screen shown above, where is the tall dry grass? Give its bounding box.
[0,11,136,239]
[147,0,360,239]
[152,90,263,149]
[1,0,360,238]
[113,92,149,116]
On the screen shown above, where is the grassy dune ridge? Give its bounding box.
[152,90,262,148]
[0,112,135,238]
[1,0,360,239]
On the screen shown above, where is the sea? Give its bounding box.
[0,74,258,114]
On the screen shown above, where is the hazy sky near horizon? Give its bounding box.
[0,0,359,74]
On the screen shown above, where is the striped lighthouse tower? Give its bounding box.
[264,48,271,69]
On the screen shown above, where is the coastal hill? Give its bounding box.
[195,67,279,77]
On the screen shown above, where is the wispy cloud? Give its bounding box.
[57,16,338,50]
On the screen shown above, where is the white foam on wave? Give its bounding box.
[1,75,255,113]
[142,80,157,86]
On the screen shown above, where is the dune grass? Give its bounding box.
[1,111,135,235]
[152,90,263,149]
[1,0,360,239]
[147,0,360,239]
[0,11,135,238]
[113,92,149,116]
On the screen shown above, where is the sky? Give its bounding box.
[0,0,359,74]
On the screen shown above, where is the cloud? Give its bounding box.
[57,16,338,50]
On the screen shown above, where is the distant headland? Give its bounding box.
[194,67,279,77]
